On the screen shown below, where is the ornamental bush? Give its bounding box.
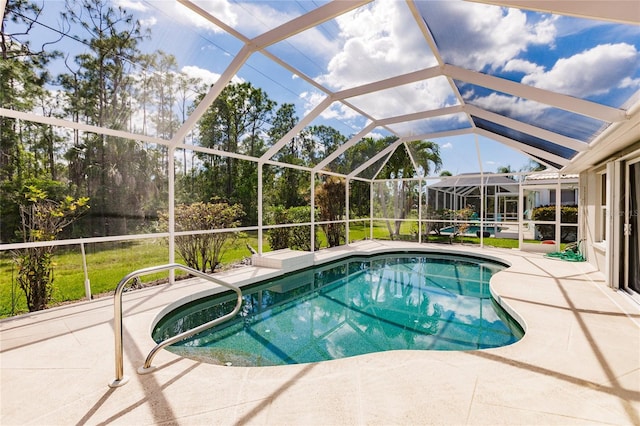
[266,206,317,251]
[13,181,89,311]
[158,200,244,272]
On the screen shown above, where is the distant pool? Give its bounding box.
[439,225,504,236]
[153,252,523,366]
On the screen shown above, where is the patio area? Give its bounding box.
[1,241,638,425]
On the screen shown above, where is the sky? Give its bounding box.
[11,0,640,176]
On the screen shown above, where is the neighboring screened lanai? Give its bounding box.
[426,173,519,218]
[1,1,639,256]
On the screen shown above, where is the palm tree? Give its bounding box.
[379,140,443,179]
[378,141,443,238]
[520,160,546,172]
[496,165,515,180]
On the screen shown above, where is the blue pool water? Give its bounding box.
[153,253,523,366]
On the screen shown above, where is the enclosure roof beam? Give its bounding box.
[332,66,442,101]
[475,128,570,168]
[444,64,628,123]
[464,104,588,152]
[313,122,378,172]
[458,186,479,196]
[169,45,252,148]
[316,169,371,183]
[260,97,334,162]
[1,108,170,147]
[377,105,464,126]
[172,0,369,151]
[407,0,473,135]
[404,142,420,176]
[172,141,338,175]
[466,0,640,25]
[348,138,406,178]
[248,1,371,50]
[400,128,473,142]
[178,0,249,43]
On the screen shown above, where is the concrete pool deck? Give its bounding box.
[1,241,639,425]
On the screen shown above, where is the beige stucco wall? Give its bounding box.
[579,142,640,288]
[579,169,607,276]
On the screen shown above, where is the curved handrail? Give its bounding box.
[109,263,242,388]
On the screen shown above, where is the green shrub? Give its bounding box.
[267,206,317,251]
[266,206,290,250]
[158,200,244,272]
[13,182,89,311]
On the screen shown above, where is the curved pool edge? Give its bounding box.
[148,241,525,357]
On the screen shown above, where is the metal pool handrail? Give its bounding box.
[109,263,243,388]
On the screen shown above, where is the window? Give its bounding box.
[598,172,607,242]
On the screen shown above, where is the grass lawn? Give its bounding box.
[0,221,559,318]
[0,233,265,318]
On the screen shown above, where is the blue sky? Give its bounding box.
[17,0,640,175]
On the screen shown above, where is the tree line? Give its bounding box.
[0,0,447,312]
[1,0,446,244]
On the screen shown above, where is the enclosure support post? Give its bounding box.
[479,178,485,248]
[518,182,524,249]
[80,241,91,300]
[555,175,562,252]
[370,181,374,240]
[418,178,423,243]
[345,178,350,244]
[168,146,176,283]
[258,163,263,255]
[494,185,498,231]
[311,172,315,251]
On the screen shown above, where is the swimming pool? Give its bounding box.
[153,252,523,366]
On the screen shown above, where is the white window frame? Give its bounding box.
[597,170,607,243]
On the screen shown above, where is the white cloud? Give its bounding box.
[174,0,237,33]
[301,91,327,115]
[180,65,243,87]
[114,0,147,12]
[504,59,545,75]
[181,66,221,86]
[300,91,359,121]
[442,142,453,149]
[471,92,548,120]
[232,2,296,36]
[173,0,338,75]
[522,43,640,97]
[348,77,456,119]
[176,0,331,48]
[620,76,640,89]
[325,103,360,121]
[318,0,437,91]
[423,2,557,71]
[139,17,157,28]
[367,130,387,140]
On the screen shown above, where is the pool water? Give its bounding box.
[153,253,523,366]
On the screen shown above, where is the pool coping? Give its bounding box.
[1,240,639,425]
